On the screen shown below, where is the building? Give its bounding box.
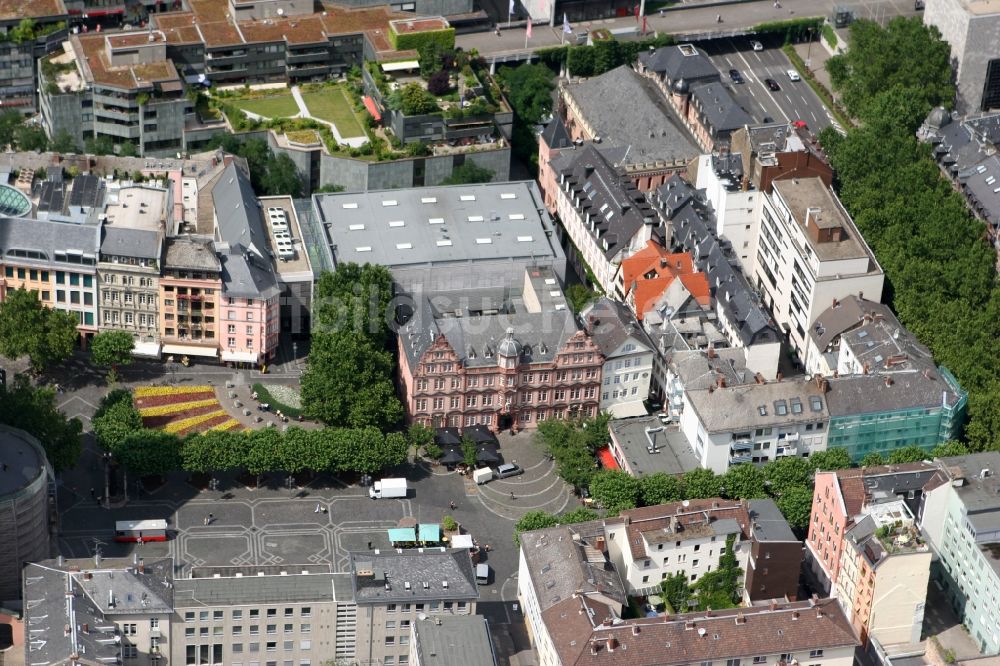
[159,236,222,361]
[23,556,175,665]
[409,614,497,666]
[0,0,70,113]
[616,240,710,316]
[606,415,700,478]
[398,267,604,430]
[604,498,802,601]
[211,162,281,366]
[658,174,783,380]
[803,295,895,377]
[663,347,748,423]
[923,0,1000,112]
[730,123,833,195]
[170,565,355,666]
[552,65,698,194]
[518,523,858,666]
[918,452,1000,655]
[550,144,661,293]
[98,184,170,357]
[314,181,566,294]
[579,297,655,418]
[749,177,884,356]
[258,196,314,336]
[805,463,938,596]
[350,548,479,666]
[0,426,53,603]
[684,81,753,152]
[834,501,931,646]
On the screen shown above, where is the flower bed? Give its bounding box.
[212,419,243,432]
[134,391,217,408]
[164,409,228,434]
[134,385,213,398]
[175,413,239,436]
[142,404,222,429]
[139,398,220,418]
[253,382,303,417]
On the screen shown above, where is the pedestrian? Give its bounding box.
[137,536,143,547]
[510,491,516,500]
[485,543,491,552]
[321,507,328,514]
[449,500,456,510]
[90,487,95,498]
[208,513,214,524]
[203,516,209,526]
[315,503,321,513]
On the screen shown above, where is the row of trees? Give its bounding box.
[92,390,411,480]
[301,263,403,429]
[0,376,82,473]
[495,64,555,174]
[819,18,1000,449]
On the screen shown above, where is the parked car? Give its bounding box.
[494,463,523,479]
[764,78,780,91]
[750,40,763,51]
[762,116,775,123]
[728,68,744,84]
[787,69,801,82]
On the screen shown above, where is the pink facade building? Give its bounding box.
[219,292,280,367]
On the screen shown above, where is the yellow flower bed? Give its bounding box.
[212,419,243,431]
[134,385,214,399]
[164,410,227,434]
[139,399,220,417]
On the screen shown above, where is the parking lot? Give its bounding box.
[699,36,837,132]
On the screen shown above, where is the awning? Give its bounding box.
[607,400,650,418]
[418,524,440,542]
[221,350,258,363]
[162,344,218,358]
[363,96,382,122]
[434,427,461,446]
[451,534,474,549]
[132,342,161,358]
[388,528,416,542]
[476,443,500,464]
[462,424,499,446]
[439,446,463,465]
[381,60,420,72]
[597,446,620,470]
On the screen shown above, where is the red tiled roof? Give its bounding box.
[545,596,859,666]
[616,499,750,560]
[620,241,709,319]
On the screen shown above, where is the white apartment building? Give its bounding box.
[580,297,656,418]
[749,177,884,355]
[680,375,831,473]
[694,153,760,263]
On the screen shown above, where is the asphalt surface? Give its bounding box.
[700,36,835,131]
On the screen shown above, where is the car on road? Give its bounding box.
[792,120,809,129]
[728,68,744,84]
[495,463,523,479]
[750,40,763,51]
[762,116,775,123]
[786,69,801,82]
[764,78,780,91]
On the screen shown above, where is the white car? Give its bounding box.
[787,69,801,82]
[750,40,763,51]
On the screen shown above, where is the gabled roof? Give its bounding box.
[541,115,573,150]
[639,43,721,83]
[580,296,654,358]
[101,226,162,260]
[620,240,710,319]
[690,82,754,133]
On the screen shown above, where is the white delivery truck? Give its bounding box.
[369,478,409,499]
[473,467,493,485]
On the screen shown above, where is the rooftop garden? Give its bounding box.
[873,520,924,553]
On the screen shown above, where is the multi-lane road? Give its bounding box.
[699,37,837,132]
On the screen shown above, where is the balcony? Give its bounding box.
[177,293,203,301]
[729,453,752,464]
[730,439,753,451]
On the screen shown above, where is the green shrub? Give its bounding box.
[442,515,459,532]
[821,23,838,48]
[390,26,456,52]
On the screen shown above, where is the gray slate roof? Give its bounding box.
[748,498,797,542]
[563,65,699,164]
[808,295,892,352]
[670,348,750,390]
[0,216,101,265]
[101,226,161,260]
[350,548,479,605]
[411,615,497,666]
[686,378,829,433]
[580,296,654,358]
[639,43,721,84]
[212,162,279,299]
[690,82,753,133]
[174,572,351,606]
[541,115,573,149]
[657,174,779,348]
[825,370,964,417]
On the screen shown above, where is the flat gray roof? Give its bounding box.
[771,178,874,263]
[608,416,700,478]
[173,572,351,607]
[412,615,497,666]
[0,425,48,498]
[314,181,561,269]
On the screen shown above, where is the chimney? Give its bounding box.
[832,297,839,308]
[632,625,641,636]
[884,376,894,387]
[816,609,824,619]
[858,291,864,300]
[591,644,600,655]
[660,258,669,268]
[776,371,783,382]
[769,600,778,611]
[138,559,145,574]
[595,536,606,552]
[735,613,746,625]
[708,386,715,394]
[707,346,717,359]
[132,552,138,566]
[717,376,726,389]
[863,363,871,375]
[685,621,696,630]
[95,552,101,568]
[792,611,800,620]
[811,593,819,605]
[705,608,713,617]
[608,637,618,652]
[82,623,89,634]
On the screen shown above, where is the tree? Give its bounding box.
[260,153,303,197]
[0,376,83,472]
[589,469,639,515]
[9,18,37,43]
[90,330,134,381]
[84,135,114,156]
[0,111,23,149]
[92,389,142,452]
[14,124,48,152]
[558,506,599,524]
[809,448,852,471]
[408,423,435,452]
[722,464,768,499]
[427,70,451,96]
[860,452,886,467]
[118,141,139,157]
[0,287,78,371]
[313,264,394,344]
[114,430,182,478]
[932,440,969,458]
[50,129,79,154]
[461,435,477,468]
[497,64,555,125]
[301,331,402,429]
[513,510,560,544]
[776,485,814,531]
[662,572,694,612]
[565,283,596,314]
[442,162,494,185]
[763,456,813,496]
[683,467,723,499]
[638,472,684,506]
[887,445,930,464]
[399,83,439,115]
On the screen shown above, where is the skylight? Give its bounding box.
[348,224,365,231]
[389,220,405,227]
[476,238,492,244]
[382,200,398,207]
[342,202,358,209]
[428,218,444,224]
[421,197,437,203]
[355,246,372,252]
[460,195,476,202]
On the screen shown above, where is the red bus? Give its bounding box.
[114,519,168,543]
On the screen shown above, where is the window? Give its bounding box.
[214,610,224,621]
[234,610,243,620]
[200,627,209,637]
[726,660,741,666]
[250,609,260,619]
[267,624,276,634]
[233,644,244,654]
[123,645,138,659]
[809,650,824,658]
[300,640,311,650]
[267,642,277,652]
[200,611,209,621]
[284,623,293,633]
[754,658,767,664]
[233,626,243,636]
[251,625,260,635]
[247,312,254,321]
[301,624,310,633]
[186,627,195,637]
[284,641,293,651]
[185,612,195,622]
[385,637,396,645]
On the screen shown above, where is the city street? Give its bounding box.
[700,36,835,130]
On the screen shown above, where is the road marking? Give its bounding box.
[732,49,789,123]
[801,95,809,105]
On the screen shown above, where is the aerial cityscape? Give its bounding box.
[1,0,999,664]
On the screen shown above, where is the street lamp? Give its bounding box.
[209,477,219,492]
[286,475,295,497]
[806,26,815,68]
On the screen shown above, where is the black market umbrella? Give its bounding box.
[439,446,464,465]
[462,424,500,447]
[434,427,462,446]
[476,442,501,464]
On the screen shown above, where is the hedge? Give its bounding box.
[753,17,823,42]
[390,26,455,52]
[821,23,838,48]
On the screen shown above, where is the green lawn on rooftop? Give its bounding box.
[232,94,299,119]
[301,87,366,138]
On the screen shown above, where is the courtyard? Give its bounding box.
[299,86,366,138]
